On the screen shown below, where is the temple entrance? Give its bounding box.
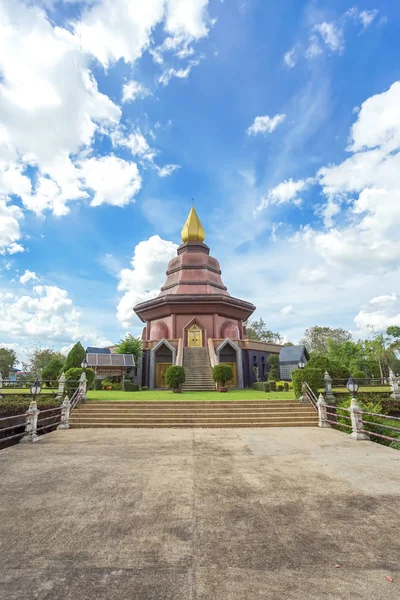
[224,362,237,387]
[187,323,202,347]
[156,363,172,388]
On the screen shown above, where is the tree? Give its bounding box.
[41,357,65,384]
[26,346,65,376]
[0,348,17,378]
[64,342,86,372]
[267,354,279,381]
[65,367,95,394]
[244,318,282,343]
[300,326,352,353]
[116,334,143,362]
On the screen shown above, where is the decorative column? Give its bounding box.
[57,396,71,430]
[20,401,40,443]
[79,371,88,403]
[389,370,400,400]
[349,397,369,440]
[324,371,337,404]
[317,394,331,428]
[299,381,307,403]
[56,372,66,401]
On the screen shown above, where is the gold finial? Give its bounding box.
[181,206,205,243]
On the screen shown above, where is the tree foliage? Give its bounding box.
[0,347,17,378]
[291,367,324,398]
[116,334,143,362]
[65,367,95,394]
[244,318,282,343]
[41,357,64,383]
[63,342,86,372]
[300,326,352,353]
[25,347,64,376]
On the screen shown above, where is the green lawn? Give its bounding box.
[324,386,390,393]
[1,388,55,395]
[87,389,296,402]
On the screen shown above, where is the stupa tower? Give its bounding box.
[134,207,255,344]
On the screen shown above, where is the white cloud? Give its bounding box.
[0,285,82,341]
[159,60,200,85]
[19,270,39,285]
[354,295,400,333]
[0,201,24,255]
[247,114,286,136]
[281,305,295,316]
[313,22,344,53]
[121,80,150,103]
[79,156,142,208]
[283,47,297,68]
[117,235,178,327]
[255,178,308,213]
[156,163,180,177]
[358,9,379,28]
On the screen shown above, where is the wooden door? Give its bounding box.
[156,363,172,388]
[187,324,202,347]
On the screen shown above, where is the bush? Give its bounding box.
[267,354,279,368]
[141,386,149,391]
[268,366,278,382]
[264,382,270,392]
[94,378,102,390]
[165,366,185,390]
[291,367,323,398]
[65,367,95,395]
[352,369,366,381]
[283,382,289,391]
[212,364,233,387]
[277,384,284,392]
[123,381,139,392]
[252,382,270,392]
[269,381,277,392]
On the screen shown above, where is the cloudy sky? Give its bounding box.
[1,0,400,361]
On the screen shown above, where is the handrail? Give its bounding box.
[304,382,318,411]
[176,338,183,367]
[207,338,218,369]
[70,386,82,412]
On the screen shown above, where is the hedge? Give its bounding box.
[291,368,323,398]
[0,396,62,448]
[123,381,139,392]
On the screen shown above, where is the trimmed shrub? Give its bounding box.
[352,369,366,382]
[284,382,289,392]
[291,367,323,398]
[269,381,277,392]
[94,378,102,390]
[212,364,233,387]
[165,366,185,390]
[277,384,284,392]
[267,366,278,382]
[123,381,139,392]
[252,382,270,392]
[264,382,270,393]
[141,386,149,391]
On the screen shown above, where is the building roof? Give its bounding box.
[86,347,111,355]
[86,353,135,367]
[279,345,309,363]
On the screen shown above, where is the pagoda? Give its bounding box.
[134,208,282,389]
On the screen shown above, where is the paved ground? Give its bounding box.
[1,428,400,600]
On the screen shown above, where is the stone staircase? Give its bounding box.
[182,347,215,391]
[69,400,318,428]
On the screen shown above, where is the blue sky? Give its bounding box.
[1,0,400,363]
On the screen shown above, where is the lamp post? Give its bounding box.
[347,376,368,440]
[81,358,88,370]
[346,376,359,398]
[30,378,42,400]
[298,359,306,369]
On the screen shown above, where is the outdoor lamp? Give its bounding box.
[81,358,88,369]
[346,376,359,397]
[30,378,42,397]
[298,359,306,369]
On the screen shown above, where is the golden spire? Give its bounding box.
[181,206,205,243]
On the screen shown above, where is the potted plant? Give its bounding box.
[212,364,233,393]
[165,365,185,393]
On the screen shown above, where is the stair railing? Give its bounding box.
[302,382,318,412]
[207,338,219,368]
[176,338,183,367]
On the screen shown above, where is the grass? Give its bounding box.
[1,388,55,395]
[318,386,390,393]
[86,389,296,402]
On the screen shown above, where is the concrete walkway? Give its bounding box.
[0,428,399,599]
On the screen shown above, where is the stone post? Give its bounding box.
[324,371,337,404]
[389,370,400,400]
[0,372,3,399]
[56,372,66,401]
[20,401,40,443]
[317,394,331,428]
[57,396,71,430]
[349,397,369,440]
[299,381,307,403]
[79,371,87,403]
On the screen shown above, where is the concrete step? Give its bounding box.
[70,421,317,428]
[74,408,315,415]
